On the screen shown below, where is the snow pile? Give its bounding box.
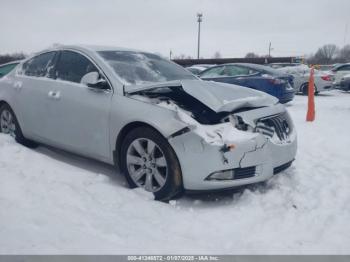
[0,90,350,254]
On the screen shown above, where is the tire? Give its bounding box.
[120,127,183,201]
[0,104,38,148]
[301,83,317,95]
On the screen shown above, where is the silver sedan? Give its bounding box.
[0,45,297,200]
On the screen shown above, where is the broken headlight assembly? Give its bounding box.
[222,115,252,132]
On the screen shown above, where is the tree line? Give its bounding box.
[1,44,350,65]
[245,44,350,65]
[0,52,26,65]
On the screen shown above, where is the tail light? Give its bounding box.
[321,75,332,81]
[262,74,286,85]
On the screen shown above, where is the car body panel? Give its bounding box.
[340,74,350,91]
[125,79,278,113]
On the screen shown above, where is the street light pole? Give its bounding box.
[197,13,203,59]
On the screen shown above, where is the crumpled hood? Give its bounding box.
[125,79,278,112]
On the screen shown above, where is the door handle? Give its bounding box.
[13,81,23,91]
[48,91,61,100]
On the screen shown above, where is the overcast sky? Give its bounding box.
[1,0,350,58]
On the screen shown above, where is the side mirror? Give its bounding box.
[81,72,110,90]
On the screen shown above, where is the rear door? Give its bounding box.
[14,51,58,140]
[44,50,112,161]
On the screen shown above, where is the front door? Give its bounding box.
[45,50,112,161]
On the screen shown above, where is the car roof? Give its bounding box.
[201,62,286,76]
[40,44,143,54]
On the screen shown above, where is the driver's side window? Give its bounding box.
[55,51,98,84]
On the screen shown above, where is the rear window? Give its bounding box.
[22,52,56,77]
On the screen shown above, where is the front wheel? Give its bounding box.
[120,127,183,201]
[0,104,38,148]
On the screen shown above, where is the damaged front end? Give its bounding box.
[126,80,297,191]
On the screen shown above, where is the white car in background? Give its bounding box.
[331,63,350,86]
[273,64,334,95]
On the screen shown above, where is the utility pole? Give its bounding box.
[344,22,348,45]
[197,13,203,59]
[169,49,173,60]
[268,42,273,57]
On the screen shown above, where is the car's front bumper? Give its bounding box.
[169,119,297,191]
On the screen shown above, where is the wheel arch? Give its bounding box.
[300,82,318,92]
[114,121,164,168]
[0,100,10,108]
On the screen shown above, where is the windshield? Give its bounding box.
[98,51,197,85]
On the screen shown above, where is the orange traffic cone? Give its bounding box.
[306,66,315,122]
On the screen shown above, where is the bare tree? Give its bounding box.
[0,52,26,65]
[173,54,187,59]
[312,44,339,64]
[245,52,259,58]
[213,51,222,58]
[337,45,350,63]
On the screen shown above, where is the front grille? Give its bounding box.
[255,112,293,141]
[234,166,256,180]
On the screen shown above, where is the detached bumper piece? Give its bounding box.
[206,166,256,181]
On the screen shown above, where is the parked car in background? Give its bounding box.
[186,65,208,76]
[0,45,297,200]
[272,64,334,95]
[186,64,214,76]
[317,64,336,72]
[0,61,20,78]
[199,63,295,103]
[331,63,350,86]
[339,74,350,91]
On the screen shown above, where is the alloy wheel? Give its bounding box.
[0,109,16,138]
[126,138,168,192]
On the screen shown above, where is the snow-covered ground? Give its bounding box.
[0,90,349,254]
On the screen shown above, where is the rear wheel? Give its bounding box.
[120,127,183,201]
[0,104,38,148]
[301,83,317,95]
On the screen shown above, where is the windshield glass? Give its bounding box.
[98,51,197,85]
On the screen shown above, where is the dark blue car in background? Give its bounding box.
[199,63,295,103]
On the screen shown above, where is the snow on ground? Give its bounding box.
[0,90,350,254]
